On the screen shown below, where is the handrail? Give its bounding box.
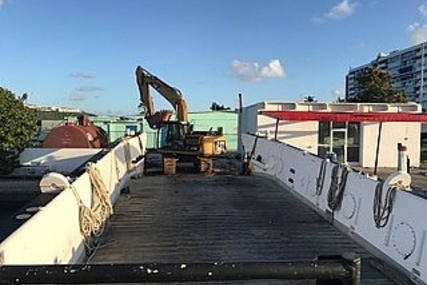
[0,254,360,285]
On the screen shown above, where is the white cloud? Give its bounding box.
[419,4,427,17]
[332,88,345,98]
[70,72,96,79]
[68,93,87,101]
[356,40,366,48]
[324,0,357,21]
[407,23,427,44]
[76,85,104,92]
[311,16,326,24]
[231,59,286,82]
[0,0,5,8]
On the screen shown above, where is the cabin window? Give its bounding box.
[317,122,330,158]
[347,123,360,163]
[317,122,360,164]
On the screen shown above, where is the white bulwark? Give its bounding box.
[240,101,422,168]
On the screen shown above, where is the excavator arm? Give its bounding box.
[136,66,188,128]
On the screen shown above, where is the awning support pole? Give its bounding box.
[373,122,383,176]
[274,118,280,140]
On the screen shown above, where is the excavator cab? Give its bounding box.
[161,121,189,150]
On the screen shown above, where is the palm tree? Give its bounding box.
[304,95,317,102]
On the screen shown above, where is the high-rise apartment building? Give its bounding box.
[346,41,427,109]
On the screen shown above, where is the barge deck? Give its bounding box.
[88,166,403,284]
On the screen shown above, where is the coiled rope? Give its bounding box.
[373,181,397,228]
[114,151,121,180]
[327,164,350,211]
[123,139,132,171]
[70,163,113,254]
[315,158,327,195]
[70,186,99,253]
[87,163,113,221]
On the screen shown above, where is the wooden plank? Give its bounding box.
[89,172,398,284]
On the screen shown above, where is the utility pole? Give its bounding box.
[421,43,425,104]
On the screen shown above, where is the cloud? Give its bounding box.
[356,40,366,48]
[68,93,87,101]
[407,23,427,44]
[70,72,96,79]
[311,16,326,24]
[332,88,345,98]
[231,59,286,82]
[314,0,357,22]
[0,0,5,9]
[419,4,427,17]
[325,0,357,20]
[76,85,104,92]
[348,40,366,50]
[103,109,125,116]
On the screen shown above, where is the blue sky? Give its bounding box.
[1,0,427,116]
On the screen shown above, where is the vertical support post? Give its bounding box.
[237,93,244,159]
[421,43,425,103]
[274,117,280,141]
[156,128,161,148]
[397,143,408,172]
[242,136,259,175]
[373,122,383,176]
[106,122,111,141]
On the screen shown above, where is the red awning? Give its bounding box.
[260,110,427,122]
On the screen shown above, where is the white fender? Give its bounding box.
[39,172,71,194]
[383,170,411,191]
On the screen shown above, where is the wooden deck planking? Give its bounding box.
[89,173,399,284]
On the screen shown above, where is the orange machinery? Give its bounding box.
[42,115,109,148]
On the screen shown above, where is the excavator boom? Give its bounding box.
[136,66,188,128]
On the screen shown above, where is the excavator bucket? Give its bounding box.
[146,110,174,129]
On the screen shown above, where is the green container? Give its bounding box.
[91,110,238,151]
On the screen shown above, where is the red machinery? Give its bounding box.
[42,115,110,148]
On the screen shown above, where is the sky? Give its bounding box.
[1,0,427,116]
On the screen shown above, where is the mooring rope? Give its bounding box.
[315,158,328,195]
[327,164,350,211]
[373,181,397,228]
[69,185,100,254]
[69,163,113,254]
[87,163,113,223]
[123,139,132,172]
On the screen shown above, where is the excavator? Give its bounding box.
[136,65,227,174]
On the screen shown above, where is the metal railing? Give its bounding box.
[0,253,360,285]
